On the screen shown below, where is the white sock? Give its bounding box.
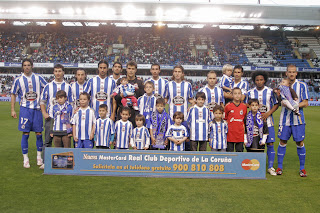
[37,151,42,158]
[23,154,29,162]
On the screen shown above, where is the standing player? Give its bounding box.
[114,107,133,149]
[71,92,96,148]
[11,59,47,168]
[41,64,73,150]
[166,112,189,151]
[85,60,116,120]
[164,65,194,120]
[145,63,168,99]
[247,71,279,176]
[198,71,224,113]
[70,69,87,111]
[95,104,115,149]
[232,65,249,102]
[224,88,247,152]
[276,64,309,177]
[187,92,211,151]
[109,62,123,81]
[114,61,144,126]
[137,81,157,120]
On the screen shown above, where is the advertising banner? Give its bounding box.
[44,148,266,179]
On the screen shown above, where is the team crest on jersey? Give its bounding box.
[100,124,104,130]
[122,127,126,132]
[154,93,162,99]
[230,110,234,113]
[25,91,37,101]
[96,91,108,101]
[240,110,243,115]
[173,96,185,106]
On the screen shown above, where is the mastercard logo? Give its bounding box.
[241,159,260,171]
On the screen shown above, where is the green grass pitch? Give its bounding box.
[1,102,319,212]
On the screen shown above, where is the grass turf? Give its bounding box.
[0,102,319,212]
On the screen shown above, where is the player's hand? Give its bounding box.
[43,112,50,120]
[244,141,248,146]
[74,137,78,142]
[151,137,156,145]
[164,139,168,146]
[273,88,280,97]
[261,111,271,121]
[11,110,17,119]
[133,147,137,150]
[50,133,53,137]
[120,93,124,98]
[89,133,94,140]
[68,134,72,137]
[260,141,265,145]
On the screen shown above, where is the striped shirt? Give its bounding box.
[95,118,115,147]
[71,107,96,140]
[114,120,133,149]
[52,103,73,132]
[11,73,47,109]
[219,74,232,89]
[166,124,189,151]
[232,79,249,97]
[137,94,157,120]
[145,77,168,98]
[164,81,193,119]
[209,120,228,150]
[85,76,116,118]
[70,81,88,108]
[247,86,278,127]
[198,85,225,109]
[41,80,73,118]
[279,80,309,126]
[130,126,151,149]
[187,105,211,141]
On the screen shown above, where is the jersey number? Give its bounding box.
[21,118,29,125]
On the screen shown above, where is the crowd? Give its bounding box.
[1,29,319,67]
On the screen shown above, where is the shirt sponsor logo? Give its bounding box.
[230,117,243,122]
[95,91,108,101]
[25,91,37,101]
[173,96,185,106]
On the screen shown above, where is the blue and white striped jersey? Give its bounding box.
[11,73,47,109]
[95,117,115,147]
[279,80,309,126]
[219,74,232,89]
[41,80,73,117]
[114,120,133,149]
[145,77,168,98]
[71,81,87,108]
[187,105,211,141]
[71,106,96,140]
[137,94,157,120]
[52,103,73,132]
[84,76,116,118]
[166,124,189,151]
[130,126,151,149]
[209,120,228,150]
[198,85,225,109]
[232,79,249,96]
[164,81,193,119]
[247,86,278,127]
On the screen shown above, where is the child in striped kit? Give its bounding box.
[187,92,211,151]
[209,105,228,152]
[95,104,115,149]
[51,90,73,148]
[71,92,96,148]
[137,81,157,120]
[166,112,189,151]
[114,107,133,149]
[130,114,151,150]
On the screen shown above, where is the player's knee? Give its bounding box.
[279,140,287,146]
[35,132,42,136]
[296,141,304,146]
[23,132,30,135]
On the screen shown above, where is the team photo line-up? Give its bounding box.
[10,58,308,177]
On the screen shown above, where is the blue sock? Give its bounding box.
[267,145,275,169]
[21,134,29,154]
[277,143,286,169]
[297,145,306,170]
[36,135,43,152]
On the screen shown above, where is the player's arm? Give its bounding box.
[299,99,308,108]
[11,94,17,118]
[149,128,156,145]
[111,97,117,121]
[73,125,78,142]
[40,104,50,120]
[178,137,188,145]
[90,123,95,140]
[167,137,177,144]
